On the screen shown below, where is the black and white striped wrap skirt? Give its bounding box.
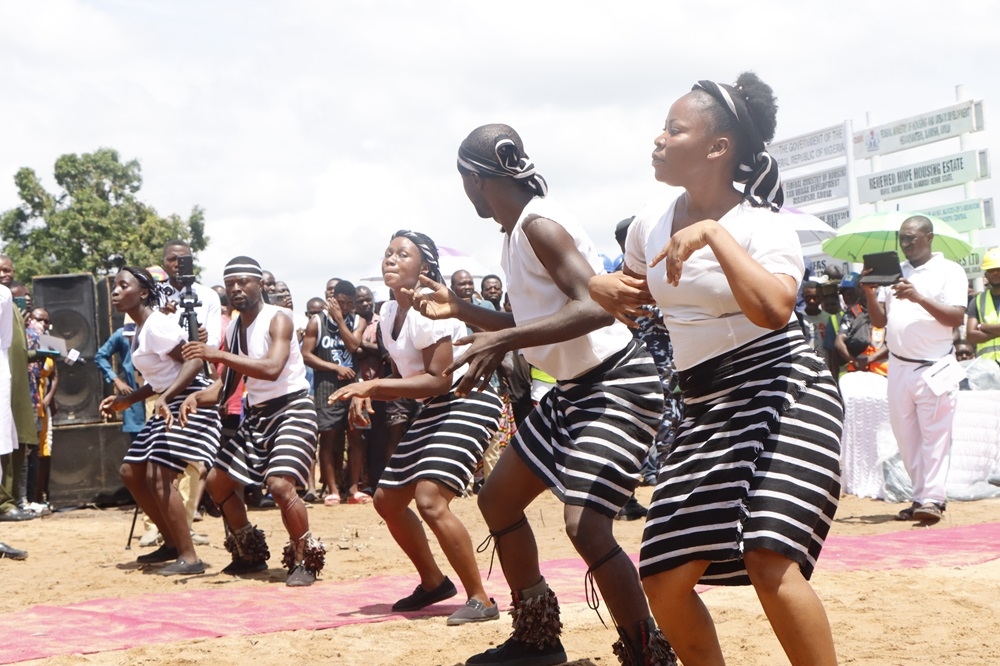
[511,338,665,518]
[639,324,843,585]
[215,390,318,489]
[123,376,221,474]
[380,386,503,496]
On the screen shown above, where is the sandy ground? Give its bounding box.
[2,489,999,666]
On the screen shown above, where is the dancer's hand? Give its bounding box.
[178,394,199,428]
[99,394,125,418]
[329,379,377,404]
[588,273,654,328]
[448,332,506,398]
[182,341,218,362]
[651,219,719,286]
[348,396,374,427]
[406,275,462,320]
[154,395,174,431]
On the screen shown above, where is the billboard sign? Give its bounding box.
[815,206,851,230]
[784,166,849,207]
[917,198,995,233]
[957,247,987,279]
[770,124,847,170]
[857,150,987,204]
[853,100,983,159]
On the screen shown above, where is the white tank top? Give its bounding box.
[228,304,309,405]
[501,196,633,380]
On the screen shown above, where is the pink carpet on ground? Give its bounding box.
[2,521,998,664]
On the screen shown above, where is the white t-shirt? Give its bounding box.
[502,196,633,380]
[163,281,222,348]
[131,311,188,393]
[227,304,310,406]
[379,300,468,383]
[879,252,967,360]
[625,198,804,371]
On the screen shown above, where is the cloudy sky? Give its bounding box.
[2,0,998,304]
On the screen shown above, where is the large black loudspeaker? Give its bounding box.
[48,423,132,508]
[33,273,98,356]
[33,273,106,426]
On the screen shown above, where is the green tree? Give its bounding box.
[0,148,209,281]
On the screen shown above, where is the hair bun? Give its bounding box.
[734,72,778,143]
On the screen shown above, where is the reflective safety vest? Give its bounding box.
[975,291,1000,361]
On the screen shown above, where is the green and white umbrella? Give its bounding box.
[821,211,972,263]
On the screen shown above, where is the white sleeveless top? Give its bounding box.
[625,198,804,371]
[379,300,469,382]
[227,304,309,405]
[501,196,633,381]
[131,310,188,393]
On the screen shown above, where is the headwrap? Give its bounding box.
[224,256,263,279]
[693,80,784,211]
[391,230,444,284]
[457,136,548,197]
[121,266,166,307]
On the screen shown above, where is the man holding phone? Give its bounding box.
[864,216,966,524]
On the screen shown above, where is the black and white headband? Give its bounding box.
[392,230,444,284]
[693,80,784,211]
[224,256,263,279]
[457,137,548,197]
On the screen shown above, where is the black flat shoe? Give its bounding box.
[392,576,458,612]
[136,545,179,564]
[0,542,28,560]
[222,558,269,575]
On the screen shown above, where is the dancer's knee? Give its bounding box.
[372,486,409,519]
[744,548,797,593]
[206,468,235,501]
[414,482,449,524]
[564,506,614,560]
[266,476,298,508]
[120,462,142,488]
[477,482,519,529]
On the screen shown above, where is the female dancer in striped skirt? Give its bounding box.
[413,124,674,666]
[100,267,221,576]
[590,72,844,665]
[330,230,504,625]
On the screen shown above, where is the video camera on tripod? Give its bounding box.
[175,254,201,343]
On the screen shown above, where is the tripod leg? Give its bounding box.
[125,505,139,550]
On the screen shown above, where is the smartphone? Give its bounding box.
[177,254,195,279]
[12,296,27,311]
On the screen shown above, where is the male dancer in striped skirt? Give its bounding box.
[180,256,324,587]
[414,124,675,665]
